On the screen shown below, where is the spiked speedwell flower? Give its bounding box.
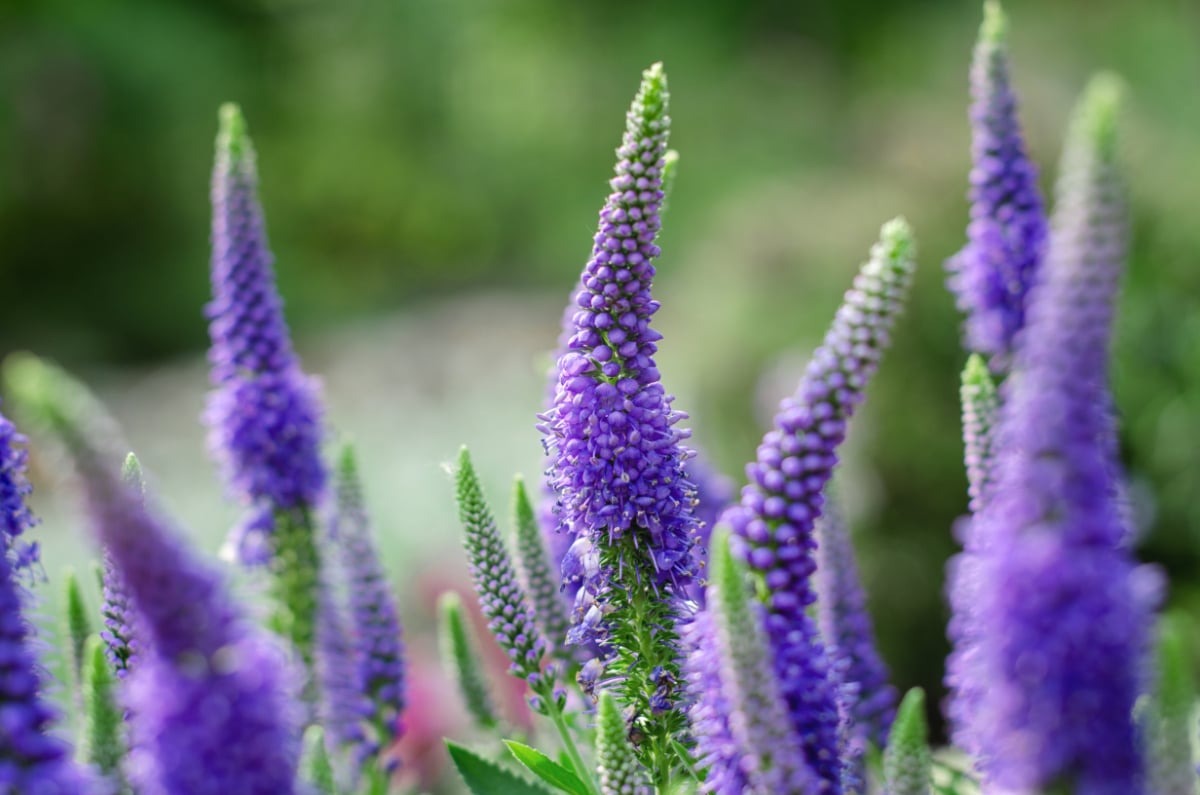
[513,476,574,662]
[688,532,820,795]
[206,102,326,519]
[8,357,302,795]
[815,496,896,750]
[0,403,39,575]
[967,76,1151,795]
[539,62,699,772]
[945,1,1048,370]
[0,408,90,795]
[725,219,916,793]
[454,448,551,702]
[313,572,370,775]
[332,446,406,767]
[205,103,326,664]
[99,552,137,678]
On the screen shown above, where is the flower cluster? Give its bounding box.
[0,407,90,795]
[944,0,1047,370]
[205,103,326,522]
[724,218,915,792]
[815,497,896,750]
[964,75,1152,794]
[330,446,407,768]
[0,7,1182,795]
[454,447,551,700]
[7,357,303,795]
[539,63,699,770]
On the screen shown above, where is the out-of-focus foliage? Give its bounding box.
[2,0,1197,742]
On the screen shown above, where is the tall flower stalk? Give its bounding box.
[539,62,699,780]
[8,356,303,795]
[945,0,1047,371]
[966,76,1152,794]
[725,219,916,793]
[330,445,407,775]
[688,531,819,794]
[0,403,92,795]
[205,103,327,663]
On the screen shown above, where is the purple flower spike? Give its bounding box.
[815,496,896,750]
[945,1,1048,371]
[687,531,820,795]
[99,552,137,679]
[0,403,39,575]
[205,102,326,559]
[539,62,698,768]
[333,446,406,768]
[684,610,751,795]
[968,76,1153,795]
[726,219,916,793]
[0,408,93,795]
[9,358,303,795]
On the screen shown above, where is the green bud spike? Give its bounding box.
[120,452,145,495]
[266,509,322,668]
[512,476,573,664]
[960,353,999,513]
[709,530,812,790]
[1143,614,1196,795]
[980,1,1007,46]
[437,591,500,731]
[217,102,251,160]
[1075,73,1123,163]
[62,569,92,700]
[453,447,546,688]
[302,726,338,795]
[884,687,931,795]
[596,691,652,795]
[79,635,128,791]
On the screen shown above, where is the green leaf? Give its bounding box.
[504,740,590,795]
[446,741,552,795]
[301,726,338,795]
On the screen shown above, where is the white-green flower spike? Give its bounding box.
[884,687,931,795]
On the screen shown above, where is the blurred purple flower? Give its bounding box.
[332,447,406,769]
[0,408,92,795]
[815,496,896,750]
[205,103,326,561]
[966,76,1153,794]
[945,1,1047,371]
[0,405,39,576]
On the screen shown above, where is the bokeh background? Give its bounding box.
[3,0,1198,786]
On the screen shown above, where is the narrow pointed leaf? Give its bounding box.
[505,740,590,795]
[446,740,553,795]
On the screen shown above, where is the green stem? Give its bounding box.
[543,691,602,795]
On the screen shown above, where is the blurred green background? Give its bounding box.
[2,0,1198,783]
